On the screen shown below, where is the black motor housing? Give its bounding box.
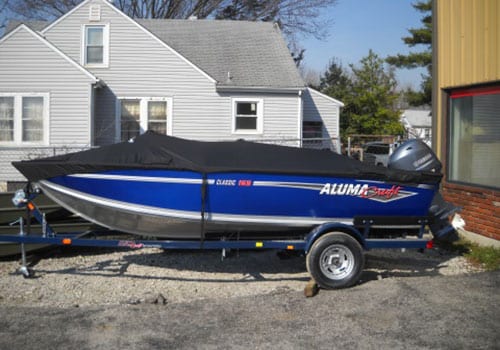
[388,139,442,173]
[388,139,459,241]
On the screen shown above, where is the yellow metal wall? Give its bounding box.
[433,0,500,155]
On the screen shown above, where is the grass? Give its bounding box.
[439,238,500,271]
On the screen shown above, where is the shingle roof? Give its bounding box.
[4,20,48,35]
[4,18,305,90]
[137,19,305,90]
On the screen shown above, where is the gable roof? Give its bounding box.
[0,24,99,83]
[307,87,344,106]
[4,20,48,35]
[136,19,305,91]
[3,0,305,91]
[39,0,216,84]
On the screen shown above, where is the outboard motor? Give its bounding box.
[388,140,460,241]
[388,139,441,172]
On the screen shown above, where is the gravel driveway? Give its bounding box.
[0,246,498,349]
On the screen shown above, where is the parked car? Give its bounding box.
[362,142,392,166]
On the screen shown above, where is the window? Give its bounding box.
[232,98,263,134]
[120,99,141,142]
[83,25,109,66]
[364,143,390,155]
[148,101,167,134]
[0,94,48,144]
[302,121,323,147]
[0,97,14,141]
[22,97,44,142]
[448,86,500,189]
[117,98,171,142]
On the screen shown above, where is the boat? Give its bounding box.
[11,131,456,241]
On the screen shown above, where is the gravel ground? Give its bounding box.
[0,244,484,308]
[1,245,497,350]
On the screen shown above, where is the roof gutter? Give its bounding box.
[216,85,305,94]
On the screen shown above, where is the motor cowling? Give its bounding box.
[387,139,442,173]
[388,140,459,241]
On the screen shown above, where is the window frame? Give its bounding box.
[446,84,500,190]
[0,93,49,146]
[82,24,109,67]
[231,98,263,135]
[302,120,324,147]
[115,97,172,142]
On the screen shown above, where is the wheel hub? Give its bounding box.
[319,244,355,280]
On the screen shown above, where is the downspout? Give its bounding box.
[89,80,103,147]
[336,104,342,154]
[298,89,303,147]
[89,83,95,147]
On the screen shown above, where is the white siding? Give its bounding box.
[43,0,301,145]
[302,88,342,152]
[173,92,300,142]
[0,26,95,181]
[43,0,221,145]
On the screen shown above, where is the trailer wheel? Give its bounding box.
[306,232,364,289]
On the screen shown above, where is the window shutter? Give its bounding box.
[89,5,101,22]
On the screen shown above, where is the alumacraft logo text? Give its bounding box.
[319,183,416,203]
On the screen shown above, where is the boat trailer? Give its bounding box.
[0,188,449,289]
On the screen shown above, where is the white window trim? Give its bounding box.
[81,24,109,68]
[231,98,264,135]
[115,97,173,143]
[0,92,50,146]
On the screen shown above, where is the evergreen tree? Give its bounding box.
[386,0,432,106]
[348,50,403,135]
[319,59,352,134]
[320,51,403,138]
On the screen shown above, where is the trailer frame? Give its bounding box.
[1,189,435,288]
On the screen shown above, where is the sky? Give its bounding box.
[300,0,428,90]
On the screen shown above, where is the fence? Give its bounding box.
[0,145,92,186]
[247,137,341,153]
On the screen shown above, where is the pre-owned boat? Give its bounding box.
[12,132,455,241]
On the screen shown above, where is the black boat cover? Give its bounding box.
[12,131,442,184]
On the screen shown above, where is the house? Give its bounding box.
[401,109,432,146]
[0,0,343,189]
[433,0,499,243]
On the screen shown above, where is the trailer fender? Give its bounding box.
[304,222,365,254]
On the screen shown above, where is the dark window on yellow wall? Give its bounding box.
[448,86,500,189]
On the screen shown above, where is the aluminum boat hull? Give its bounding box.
[37,169,437,239]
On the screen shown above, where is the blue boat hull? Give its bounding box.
[37,169,437,239]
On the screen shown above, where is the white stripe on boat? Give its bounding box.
[68,173,215,185]
[39,180,352,227]
[252,181,324,191]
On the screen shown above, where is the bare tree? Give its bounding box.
[6,0,81,20]
[0,0,10,31]
[4,0,337,40]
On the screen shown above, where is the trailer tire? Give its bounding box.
[306,232,364,289]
